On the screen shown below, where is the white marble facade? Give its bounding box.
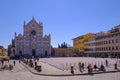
[14,17,51,57]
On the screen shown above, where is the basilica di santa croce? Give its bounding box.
[8,17,51,57]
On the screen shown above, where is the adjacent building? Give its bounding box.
[85,25,120,57]
[0,45,9,60]
[73,33,93,56]
[73,25,120,58]
[53,48,74,57]
[8,17,51,57]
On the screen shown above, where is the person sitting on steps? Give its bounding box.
[99,64,106,72]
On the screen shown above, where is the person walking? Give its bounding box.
[105,59,108,67]
[70,66,74,75]
[13,60,16,66]
[114,63,117,69]
[78,62,82,72]
[19,60,20,63]
[1,60,4,66]
[81,63,85,71]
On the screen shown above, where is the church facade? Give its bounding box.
[8,17,51,57]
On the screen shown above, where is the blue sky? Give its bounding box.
[0,0,120,48]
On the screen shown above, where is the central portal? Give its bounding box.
[45,50,48,57]
[32,49,36,57]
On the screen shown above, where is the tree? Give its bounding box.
[58,44,61,48]
[58,42,68,48]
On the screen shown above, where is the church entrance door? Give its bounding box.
[45,51,48,57]
[19,51,22,56]
[32,49,36,57]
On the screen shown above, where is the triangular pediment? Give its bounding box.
[25,17,39,27]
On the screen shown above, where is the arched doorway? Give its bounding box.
[19,51,22,56]
[13,50,15,55]
[32,49,36,57]
[45,50,48,57]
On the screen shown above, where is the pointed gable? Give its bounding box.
[25,17,41,28]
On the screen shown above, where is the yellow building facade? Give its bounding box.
[73,33,93,53]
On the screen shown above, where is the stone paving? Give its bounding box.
[21,58,120,76]
[22,59,120,76]
[0,58,120,80]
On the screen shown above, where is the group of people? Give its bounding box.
[0,60,16,66]
[87,64,106,73]
[0,60,16,70]
[71,61,108,74]
[21,58,42,72]
[78,62,85,72]
[21,58,39,68]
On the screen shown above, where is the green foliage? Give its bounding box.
[58,42,68,48]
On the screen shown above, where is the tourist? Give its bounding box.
[37,58,39,62]
[13,60,16,66]
[81,63,85,71]
[34,61,37,67]
[114,63,117,69]
[78,62,82,72]
[1,60,4,66]
[19,60,21,63]
[70,66,74,75]
[99,64,106,72]
[8,59,9,63]
[105,59,108,67]
[9,64,13,70]
[93,64,98,71]
[87,64,93,73]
